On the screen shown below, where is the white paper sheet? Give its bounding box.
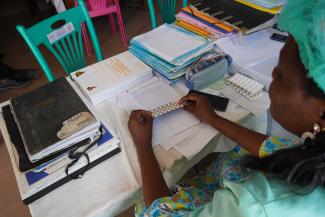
[216,30,283,67]
[174,124,217,159]
[117,79,200,146]
[160,123,202,151]
[216,30,284,88]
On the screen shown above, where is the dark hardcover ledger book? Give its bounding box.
[191,0,274,34]
[10,77,95,158]
[2,105,94,172]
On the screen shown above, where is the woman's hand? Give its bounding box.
[179,93,217,124]
[128,110,153,149]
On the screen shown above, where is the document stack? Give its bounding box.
[71,51,153,106]
[2,77,120,204]
[116,76,218,160]
[129,24,213,82]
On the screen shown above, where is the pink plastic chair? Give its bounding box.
[75,0,128,56]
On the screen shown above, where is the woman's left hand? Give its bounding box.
[128,110,153,149]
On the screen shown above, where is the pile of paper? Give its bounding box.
[129,24,213,82]
[116,77,219,159]
[71,51,153,106]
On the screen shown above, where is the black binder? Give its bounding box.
[2,105,121,204]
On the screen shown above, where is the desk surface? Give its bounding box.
[0,73,267,217]
[0,27,283,216]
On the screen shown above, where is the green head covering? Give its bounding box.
[278,0,325,93]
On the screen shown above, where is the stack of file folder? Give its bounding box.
[185,0,276,35]
[129,24,213,82]
[175,7,235,39]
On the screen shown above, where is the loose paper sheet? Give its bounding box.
[117,78,200,146]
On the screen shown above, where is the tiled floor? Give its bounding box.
[0,2,151,216]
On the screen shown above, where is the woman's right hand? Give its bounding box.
[128,110,153,150]
[179,93,217,124]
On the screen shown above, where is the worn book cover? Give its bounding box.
[70,51,153,106]
[10,77,97,158]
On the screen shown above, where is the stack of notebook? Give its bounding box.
[2,77,121,204]
[129,24,213,82]
[175,7,236,39]
[182,0,276,35]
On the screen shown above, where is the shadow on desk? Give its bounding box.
[0,129,218,217]
[0,132,135,217]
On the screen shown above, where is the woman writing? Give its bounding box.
[128,0,325,216]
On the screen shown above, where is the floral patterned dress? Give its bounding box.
[135,136,295,217]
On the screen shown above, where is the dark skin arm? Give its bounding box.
[179,93,268,157]
[128,94,268,207]
[128,110,170,206]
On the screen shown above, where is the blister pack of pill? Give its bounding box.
[151,102,184,118]
[226,73,264,101]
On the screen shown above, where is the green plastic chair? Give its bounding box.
[16,0,103,82]
[147,0,188,29]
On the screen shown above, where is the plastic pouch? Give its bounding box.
[185,50,230,90]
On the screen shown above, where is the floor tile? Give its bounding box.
[0,204,31,217]
[0,137,11,175]
[0,170,25,214]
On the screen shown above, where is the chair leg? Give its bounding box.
[108,14,117,33]
[115,2,128,47]
[81,23,92,57]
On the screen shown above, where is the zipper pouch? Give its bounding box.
[185,50,231,90]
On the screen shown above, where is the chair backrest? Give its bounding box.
[147,0,188,29]
[74,0,112,11]
[88,0,110,10]
[16,0,103,82]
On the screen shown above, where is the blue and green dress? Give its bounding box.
[135,136,325,217]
